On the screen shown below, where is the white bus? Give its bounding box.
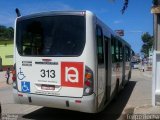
[12,11,131,113]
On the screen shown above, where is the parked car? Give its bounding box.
[131,61,139,69]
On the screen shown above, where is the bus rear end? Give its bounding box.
[13,11,97,113]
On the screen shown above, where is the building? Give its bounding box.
[151,0,160,105]
[0,42,13,70]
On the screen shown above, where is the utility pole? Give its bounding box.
[151,0,160,106]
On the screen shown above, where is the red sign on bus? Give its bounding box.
[61,62,84,88]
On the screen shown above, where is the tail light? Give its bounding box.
[12,63,17,89]
[83,66,93,96]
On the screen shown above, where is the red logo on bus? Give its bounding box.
[61,62,84,88]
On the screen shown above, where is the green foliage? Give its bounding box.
[0,25,14,41]
[110,0,129,14]
[121,0,129,14]
[152,0,160,6]
[0,40,13,45]
[141,32,153,57]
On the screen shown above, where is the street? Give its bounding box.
[0,69,152,120]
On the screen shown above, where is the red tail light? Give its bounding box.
[83,66,93,96]
[85,80,91,86]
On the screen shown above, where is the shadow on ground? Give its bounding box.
[23,81,136,120]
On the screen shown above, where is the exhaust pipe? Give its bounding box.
[15,8,21,17]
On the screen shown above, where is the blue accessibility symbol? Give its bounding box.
[21,81,30,93]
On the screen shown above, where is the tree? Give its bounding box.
[152,0,160,6]
[109,0,129,14]
[0,25,14,40]
[141,32,153,57]
[0,25,6,39]
[6,27,14,39]
[121,0,129,14]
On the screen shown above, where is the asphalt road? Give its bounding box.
[0,69,152,120]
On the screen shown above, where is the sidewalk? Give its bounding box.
[138,64,152,78]
[0,71,12,88]
[142,70,152,78]
[133,69,160,120]
[0,71,7,83]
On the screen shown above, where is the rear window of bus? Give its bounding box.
[16,15,86,57]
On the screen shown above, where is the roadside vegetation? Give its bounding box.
[0,25,14,45]
[141,33,153,57]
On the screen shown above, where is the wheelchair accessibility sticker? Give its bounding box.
[17,68,26,80]
[21,81,30,93]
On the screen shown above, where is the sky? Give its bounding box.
[0,0,153,54]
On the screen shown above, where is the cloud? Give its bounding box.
[127,30,143,33]
[53,2,74,10]
[113,20,122,24]
[89,7,108,15]
[98,8,108,14]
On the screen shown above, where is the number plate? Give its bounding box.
[41,84,55,90]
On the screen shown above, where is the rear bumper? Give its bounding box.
[13,89,97,113]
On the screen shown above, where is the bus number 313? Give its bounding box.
[40,69,56,78]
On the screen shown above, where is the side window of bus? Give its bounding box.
[96,26,104,64]
[115,39,119,62]
[125,46,130,62]
[128,47,131,61]
[125,47,127,61]
[119,41,123,62]
[111,37,115,63]
[111,37,119,63]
